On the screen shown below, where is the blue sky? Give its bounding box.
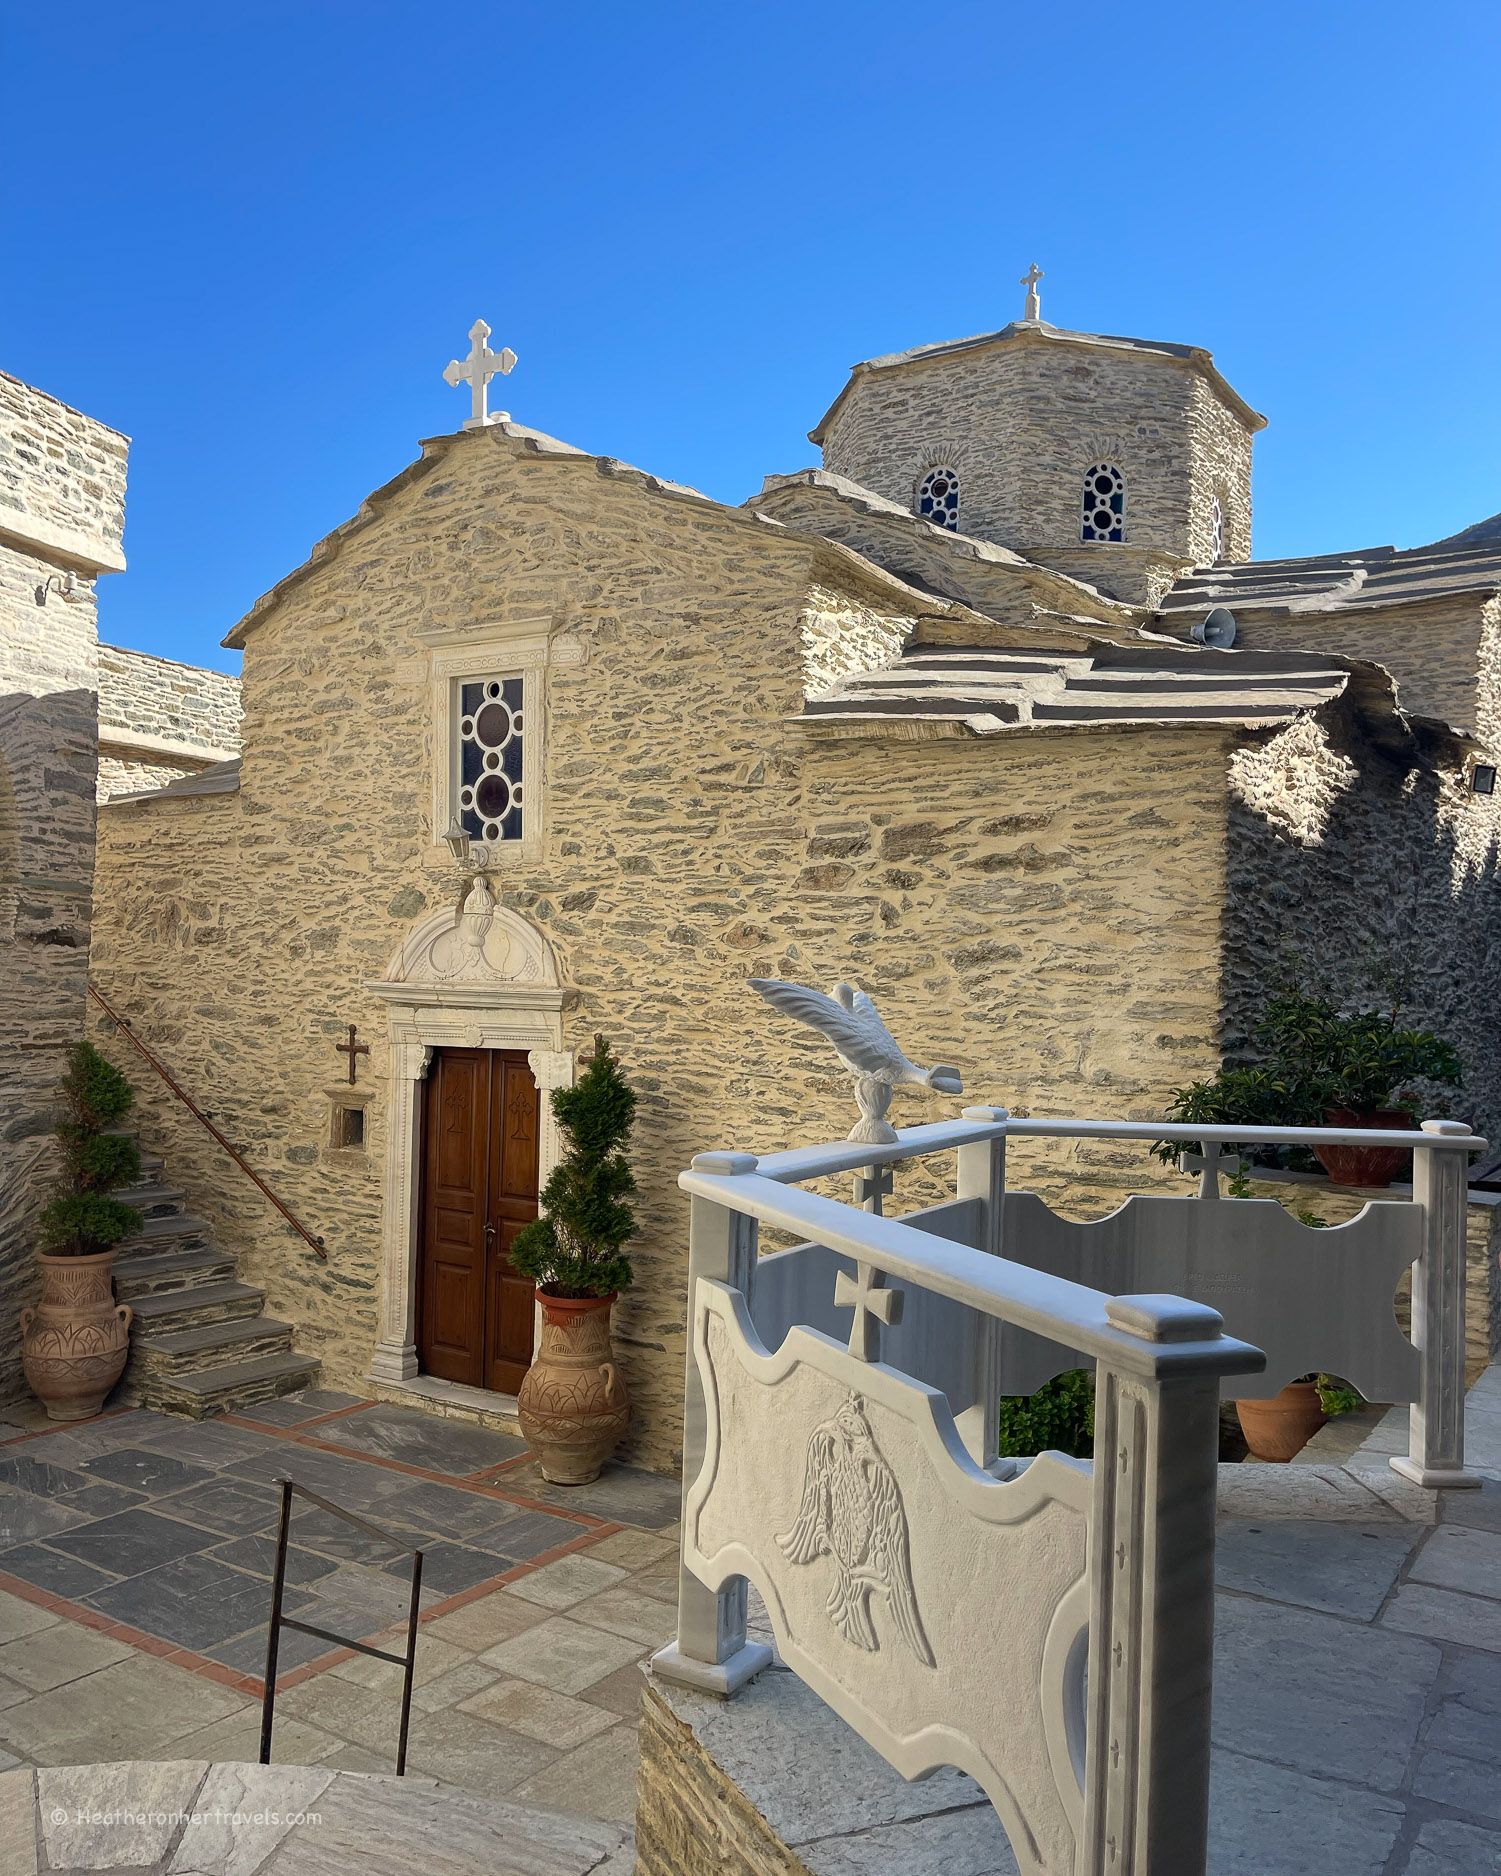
[4,2,1498,674]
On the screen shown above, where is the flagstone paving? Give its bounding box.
[0,1390,679,1822]
[5,1378,1501,1867]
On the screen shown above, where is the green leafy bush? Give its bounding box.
[995,1368,1094,1459]
[39,1044,142,1256]
[1157,992,1462,1164]
[1313,1374,1364,1416]
[1257,994,1462,1117]
[510,1037,638,1299]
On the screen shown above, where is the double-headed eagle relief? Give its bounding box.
[748,979,963,1145]
[777,1392,934,1668]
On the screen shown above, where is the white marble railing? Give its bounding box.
[650,1107,1484,1876]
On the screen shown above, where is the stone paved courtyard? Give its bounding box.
[659,1377,1501,1876]
[0,1382,1499,1869]
[0,1391,680,1822]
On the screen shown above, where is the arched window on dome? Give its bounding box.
[916,465,961,532]
[1080,463,1126,543]
[1211,495,1226,562]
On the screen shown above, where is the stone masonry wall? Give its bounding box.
[0,372,128,700]
[817,332,1255,585]
[97,643,242,800]
[0,374,127,567]
[1222,595,1492,744]
[636,1676,809,1876]
[1222,706,1501,1139]
[0,690,97,1406]
[90,424,1239,1472]
[798,581,912,697]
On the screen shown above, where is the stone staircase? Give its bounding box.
[110,1134,322,1417]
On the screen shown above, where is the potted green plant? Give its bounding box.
[21,1043,139,1421]
[1256,995,1461,1186]
[1159,993,1462,1188]
[513,1036,636,1484]
[1236,1372,1364,1462]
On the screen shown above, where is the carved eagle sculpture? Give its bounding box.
[777,1393,935,1668]
[748,978,962,1145]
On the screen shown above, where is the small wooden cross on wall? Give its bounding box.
[337,1025,370,1085]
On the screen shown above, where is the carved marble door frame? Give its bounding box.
[365,898,576,1389]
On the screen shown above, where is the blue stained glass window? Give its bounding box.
[456,675,524,843]
[916,465,961,532]
[1080,463,1126,543]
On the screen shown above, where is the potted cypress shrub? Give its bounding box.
[21,1043,139,1421]
[513,1036,636,1484]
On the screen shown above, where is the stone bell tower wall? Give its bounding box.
[0,371,128,700]
[817,333,1255,593]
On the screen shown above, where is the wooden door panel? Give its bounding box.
[486,1054,540,1395]
[417,1050,490,1387]
[419,1048,541,1398]
[427,1261,480,1361]
[497,1058,540,1205]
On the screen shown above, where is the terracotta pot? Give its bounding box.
[517,1291,630,1485]
[1313,1108,1414,1188]
[20,1250,132,1423]
[1236,1382,1329,1462]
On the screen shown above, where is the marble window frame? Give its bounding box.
[413,619,585,871]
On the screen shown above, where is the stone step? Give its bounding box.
[117,1184,188,1220]
[125,1281,267,1334]
[128,1315,297,1378]
[115,1214,212,1258]
[113,1248,239,1300]
[128,1349,324,1420]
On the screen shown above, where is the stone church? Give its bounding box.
[80,280,1501,1471]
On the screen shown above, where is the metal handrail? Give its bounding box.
[260,1477,423,1774]
[88,985,327,1259]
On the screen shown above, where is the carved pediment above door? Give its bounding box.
[375,879,561,994]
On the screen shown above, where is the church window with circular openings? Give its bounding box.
[457,677,524,844]
[1080,463,1126,543]
[1211,496,1226,562]
[917,466,961,532]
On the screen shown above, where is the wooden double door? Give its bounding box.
[417,1048,540,1395]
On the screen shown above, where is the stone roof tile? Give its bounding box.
[808,321,1266,443]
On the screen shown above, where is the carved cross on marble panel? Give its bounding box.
[1178,1142,1243,1199]
[853,1164,894,1216]
[834,1260,904,1361]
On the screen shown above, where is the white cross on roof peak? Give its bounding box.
[443,319,518,430]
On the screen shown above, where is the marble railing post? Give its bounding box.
[651,1153,774,1696]
[957,1106,1008,1467]
[1391,1120,1480,1490]
[1082,1296,1229,1876]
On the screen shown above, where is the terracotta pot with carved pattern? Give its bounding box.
[517,1292,630,1485]
[20,1251,132,1423]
